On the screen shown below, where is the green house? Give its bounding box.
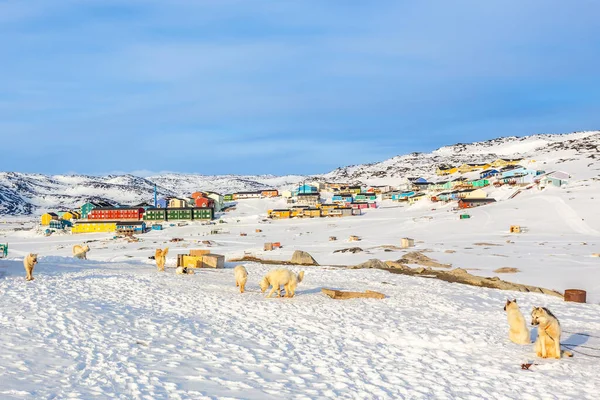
[166,208,193,220]
[470,179,490,187]
[193,208,214,220]
[224,194,233,202]
[144,208,167,221]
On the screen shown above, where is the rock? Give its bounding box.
[414,267,426,274]
[384,261,410,270]
[494,267,520,274]
[444,250,456,254]
[290,250,319,266]
[352,259,389,270]
[398,252,452,268]
[333,247,363,254]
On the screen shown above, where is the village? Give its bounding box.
[37,158,571,236]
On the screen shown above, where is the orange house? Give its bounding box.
[261,190,279,198]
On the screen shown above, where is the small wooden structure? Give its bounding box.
[329,236,337,241]
[202,254,224,269]
[182,255,204,268]
[255,229,262,233]
[564,289,586,303]
[321,288,385,300]
[401,237,415,248]
[510,225,521,233]
[240,233,247,236]
[349,235,360,242]
[264,242,282,251]
[190,249,211,257]
[460,214,471,219]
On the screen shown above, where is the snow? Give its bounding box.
[1,189,600,398]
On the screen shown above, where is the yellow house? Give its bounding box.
[290,209,304,218]
[169,198,188,208]
[304,208,322,218]
[436,166,457,176]
[457,163,490,174]
[268,209,291,219]
[41,212,58,226]
[491,158,523,168]
[460,189,487,199]
[62,211,79,220]
[408,193,427,205]
[72,221,117,234]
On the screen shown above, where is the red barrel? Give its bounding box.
[564,289,586,303]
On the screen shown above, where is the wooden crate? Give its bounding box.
[264,243,273,251]
[182,255,203,268]
[202,254,224,269]
[189,249,211,257]
[401,238,415,248]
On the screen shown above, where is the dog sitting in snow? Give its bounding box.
[504,299,530,345]
[72,244,90,260]
[175,266,194,275]
[155,247,169,272]
[23,253,38,281]
[259,268,304,298]
[234,265,248,293]
[531,306,572,359]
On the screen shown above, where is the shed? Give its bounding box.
[401,238,415,248]
[202,254,225,269]
[190,249,211,257]
[510,225,521,233]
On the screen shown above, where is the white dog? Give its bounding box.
[259,268,304,298]
[504,299,530,345]
[234,265,248,293]
[72,244,90,260]
[23,253,38,281]
[175,266,195,275]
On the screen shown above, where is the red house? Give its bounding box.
[193,197,215,208]
[88,207,145,220]
[191,191,206,200]
[261,189,279,198]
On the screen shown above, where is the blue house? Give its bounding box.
[332,193,353,203]
[156,197,171,208]
[392,191,415,201]
[116,221,146,233]
[501,168,540,179]
[480,169,499,179]
[294,184,319,195]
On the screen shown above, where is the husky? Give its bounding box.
[234,265,248,293]
[175,266,194,275]
[72,244,90,260]
[259,268,304,298]
[23,253,38,281]
[155,247,169,272]
[531,307,573,359]
[504,299,530,345]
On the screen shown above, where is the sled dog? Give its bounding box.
[259,268,304,298]
[72,244,90,259]
[24,253,38,281]
[155,248,169,272]
[504,299,530,345]
[531,306,572,359]
[234,265,248,293]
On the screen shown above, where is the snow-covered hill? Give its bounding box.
[0,131,598,215]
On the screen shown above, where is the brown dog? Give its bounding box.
[23,253,38,281]
[531,307,573,359]
[155,247,169,271]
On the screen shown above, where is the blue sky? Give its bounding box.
[1,1,599,176]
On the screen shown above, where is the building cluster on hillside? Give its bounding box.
[268,183,379,219]
[389,158,571,209]
[222,189,279,202]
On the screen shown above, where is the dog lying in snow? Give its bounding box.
[234,265,248,293]
[531,306,572,359]
[155,248,169,272]
[504,299,530,345]
[72,244,90,259]
[259,268,304,298]
[175,266,194,275]
[23,253,38,281]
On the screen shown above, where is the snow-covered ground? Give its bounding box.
[1,187,600,398]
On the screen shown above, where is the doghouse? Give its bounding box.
[182,255,204,268]
[189,249,211,257]
[329,236,337,241]
[349,235,360,242]
[264,242,273,251]
[401,238,415,248]
[255,229,262,233]
[510,225,521,233]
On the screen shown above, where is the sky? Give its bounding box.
[1,0,599,176]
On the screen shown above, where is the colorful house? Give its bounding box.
[193,196,215,209]
[460,188,487,199]
[436,165,458,176]
[72,221,118,234]
[491,158,523,168]
[88,207,145,221]
[80,201,113,219]
[168,198,188,208]
[116,221,146,235]
[354,192,377,202]
[458,198,497,209]
[261,189,279,198]
[480,169,499,179]
[470,179,490,188]
[408,193,428,204]
[392,191,415,201]
[348,186,362,195]
[144,208,167,221]
[332,193,353,203]
[156,197,171,208]
[192,208,214,220]
[268,209,292,219]
[166,207,193,220]
[303,208,322,218]
[295,184,319,195]
[539,171,570,188]
[49,219,69,229]
[223,194,234,202]
[234,191,262,200]
[41,212,58,226]
[296,193,321,206]
[457,163,490,174]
